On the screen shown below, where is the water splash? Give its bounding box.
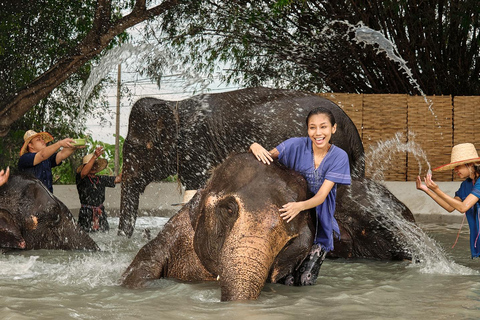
[362,134,476,275]
[79,42,156,109]
[329,20,434,115]
[0,255,39,278]
[365,132,430,181]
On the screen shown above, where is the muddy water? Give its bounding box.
[1,218,479,320]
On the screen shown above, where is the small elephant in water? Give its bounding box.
[0,174,99,251]
[122,153,414,301]
[119,87,365,237]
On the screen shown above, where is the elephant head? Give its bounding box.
[0,174,99,251]
[190,153,314,300]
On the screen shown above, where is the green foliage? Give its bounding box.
[52,135,124,185]
[147,0,480,96]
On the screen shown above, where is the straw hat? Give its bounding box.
[20,130,54,156]
[76,153,108,174]
[433,143,480,172]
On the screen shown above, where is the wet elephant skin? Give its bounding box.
[0,174,99,251]
[119,86,365,237]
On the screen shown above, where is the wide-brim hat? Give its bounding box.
[433,143,480,172]
[20,130,54,156]
[76,153,108,174]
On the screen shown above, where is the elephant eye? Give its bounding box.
[216,196,239,218]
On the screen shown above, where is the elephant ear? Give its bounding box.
[187,189,205,230]
[0,209,26,249]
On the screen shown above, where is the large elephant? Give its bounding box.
[0,174,99,251]
[119,87,365,237]
[122,153,414,301]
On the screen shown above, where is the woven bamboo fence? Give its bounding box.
[319,93,479,181]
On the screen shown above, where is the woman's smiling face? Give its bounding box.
[307,113,336,150]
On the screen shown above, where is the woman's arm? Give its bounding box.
[80,146,104,179]
[424,175,479,213]
[279,179,336,223]
[416,175,456,212]
[33,138,74,165]
[249,142,278,165]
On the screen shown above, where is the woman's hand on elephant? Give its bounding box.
[249,143,273,165]
[279,202,303,223]
[0,167,10,187]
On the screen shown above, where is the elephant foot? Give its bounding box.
[294,244,327,286]
[283,274,294,286]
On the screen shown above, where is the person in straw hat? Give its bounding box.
[76,146,122,232]
[18,130,82,193]
[416,143,480,258]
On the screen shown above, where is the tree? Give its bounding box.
[0,0,180,137]
[145,0,480,97]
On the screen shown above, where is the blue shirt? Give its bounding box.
[455,178,480,258]
[276,137,351,251]
[18,152,61,193]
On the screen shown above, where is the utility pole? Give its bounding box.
[115,63,121,176]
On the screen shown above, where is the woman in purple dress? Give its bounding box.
[249,107,351,285]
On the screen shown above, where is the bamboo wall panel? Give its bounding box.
[406,95,452,181]
[319,93,363,135]
[363,94,408,180]
[320,93,479,181]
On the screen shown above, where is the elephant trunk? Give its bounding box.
[219,235,282,301]
[118,181,142,237]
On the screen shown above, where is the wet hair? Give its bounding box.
[306,107,336,127]
[471,163,480,183]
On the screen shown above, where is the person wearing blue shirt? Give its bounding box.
[250,107,351,285]
[18,130,81,193]
[416,143,480,258]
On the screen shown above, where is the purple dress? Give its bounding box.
[276,137,351,251]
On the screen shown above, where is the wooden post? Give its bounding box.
[115,63,121,176]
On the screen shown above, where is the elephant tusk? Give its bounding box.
[216,275,220,281]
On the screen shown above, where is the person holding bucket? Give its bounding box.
[416,143,480,258]
[76,146,122,232]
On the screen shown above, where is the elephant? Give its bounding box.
[119,87,365,237]
[332,178,415,260]
[122,153,414,301]
[0,174,99,251]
